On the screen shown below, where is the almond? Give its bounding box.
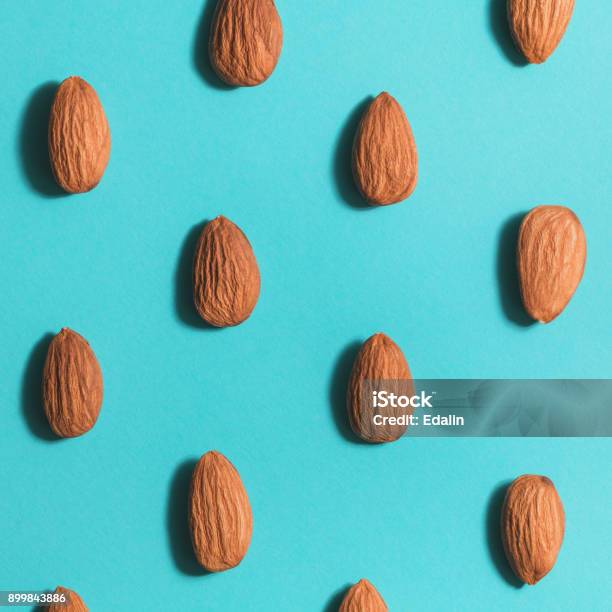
[517,205,586,323]
[193,215,260,327]
[347,333,414,443]
[339,579,388,612]
[42,328,103,438]
[48,586,88,611]
[48,76,111,193]
[352,92,418,206]
[189,451,253,572]
[209,0,283,86]
[507,0,575,63]
[501,474,565,585]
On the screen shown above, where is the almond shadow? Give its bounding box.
[166,458,212,577]
[332,97,375,210]
[18,81,65,198]
[192,0,235,90]
[173,221,222,331]
[21,333,60,441]
[328,341,369,444]
[485,481,524,588]
[496,213,535,327]
[488,0,528,66]
[322,583,350,612]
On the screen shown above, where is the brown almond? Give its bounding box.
[42,328,103,438]
[501,474,565,585]
[517,205,586,323]
[352,92,418,206]
[193,215,260,327]
[209,0,283,87]
[339,579,388,612]
[48,76,111,193]
[48,586,88,611]
[507,0,575,63]
[347,333,414,443]
[189,450,253,572]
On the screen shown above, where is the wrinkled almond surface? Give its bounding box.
[48,586,88,612]
[193,215,260,327]
[209,0,283,86]
[339,579,388,612]
[507,0,575,63]
[42,328,103,438]
[352,92,418,206]
[518,205,586,323]
[347,333,414,443]
[501,474,565,585]
[189,451,253,572]
[48,76,111,193]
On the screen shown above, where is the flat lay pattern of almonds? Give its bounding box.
[517,205,586,323]
[42,328,103,438]
[352,92,418,206]
[48,76,111,193]
[339,579,388,612]
[501,474,565,585]
[189,451,253,572]
[209,0,283,86]
[507,0,575,63]
[48,586,88,612]
[193,215,261,327]
[347,333,414,443]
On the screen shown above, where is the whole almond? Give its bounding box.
[42,328,103,438]
[347,333,414,443]
[501,474,565,585]
[352,92,418,206]
[339,579,388,612]
[48,586,88,611]
[209,0,283,86]
[193,216,260,327]
[48,76,111,193]
[507,0,575,63]
[189,451,253,572]
[517,205,586,323]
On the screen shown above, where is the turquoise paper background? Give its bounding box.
[1,1,611,610]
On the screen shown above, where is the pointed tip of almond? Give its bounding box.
[370,332,392,344]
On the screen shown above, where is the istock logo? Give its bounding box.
[372,390,434,409]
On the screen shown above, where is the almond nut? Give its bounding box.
[339,579,388,612]
[347,333,414,443]
[189,451,253,572]
[48,76,111,193]
[48,586,88,611]
[517,205,586,323]
[42,328,103,438]
[193,215,260,327]
[501,474,565,584]
[352,92,418,205]
[209,0,283,86]
[507,0,575,63]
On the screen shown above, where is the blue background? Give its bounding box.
[1,1,611,610]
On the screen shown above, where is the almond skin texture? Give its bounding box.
[352,92,418,206]
[209,0,283,86]
[517,205,586,323]
[189,451,253,572]
[347,333,414,443]
[507,0,575,63]
[193,216,261,327]
[48,586,88,611]
[501,474,565,585]
[339,579,388,612]
[42,328,103,438]
[48,76,111,193]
